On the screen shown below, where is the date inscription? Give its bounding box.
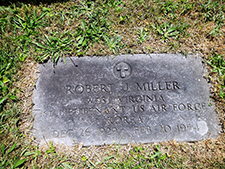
[52,123,199,138]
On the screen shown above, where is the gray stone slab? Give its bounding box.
[33,54,219,146]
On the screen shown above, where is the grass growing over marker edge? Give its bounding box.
[0,0,225,168]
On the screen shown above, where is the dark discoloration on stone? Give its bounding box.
[33,54,219,146]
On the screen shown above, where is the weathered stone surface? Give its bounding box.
[33,54,219,146]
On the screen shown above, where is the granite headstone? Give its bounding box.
[33,54,219,146]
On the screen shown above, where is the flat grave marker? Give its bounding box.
[33,54,219,146]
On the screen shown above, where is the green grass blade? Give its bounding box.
[33,41,47,49]
[0,93,10,105]
[61,163,73,169]
[13,158,27,168]
[1,144,5,156]
[8,143,17,154]
[44,34,51,44]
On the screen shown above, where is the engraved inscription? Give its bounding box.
[134,126,151,135]
[33,54,218,146]
[65,83,114,94]
[136,81,180,91]
[86,94,165,104]
[172,103,206,111]
[99,127,118,135]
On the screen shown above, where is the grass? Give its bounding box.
[205,54,225,98]
[106,145,168,168]
[0,0,225,168]
[151,21,189,41]
[33,31,74,63]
